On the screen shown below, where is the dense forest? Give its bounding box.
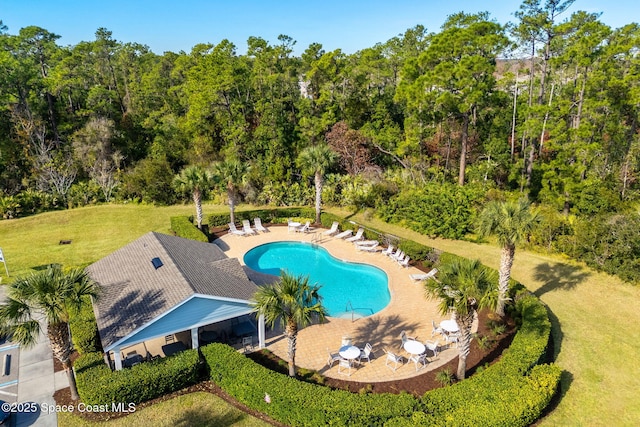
[1,0,639,282]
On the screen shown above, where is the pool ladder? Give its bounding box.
[345,300,355,322]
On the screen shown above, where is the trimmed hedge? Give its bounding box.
[170,216,208,242]
[75,349,201,405]
[208,207,316,228]
[201,291,559,427]
[202,343,418,426]
[69,296,102,354]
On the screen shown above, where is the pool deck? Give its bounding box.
[215,224,472,382]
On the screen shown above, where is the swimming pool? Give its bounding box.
[244,241,390,318]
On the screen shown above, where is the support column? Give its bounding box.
[113,348,123,370]
[258,314,265,349]
[191,327,199,349]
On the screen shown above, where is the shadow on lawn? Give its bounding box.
[174,407,248,427]
[532,262,591,297]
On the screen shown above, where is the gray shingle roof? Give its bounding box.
[87,232,258,350]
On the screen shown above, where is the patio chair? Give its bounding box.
[431,320,444,337]
[337,358,353,376]
[323,221,340,236]
[399,330,417,349]
[445,332,460,348]
[358,343,373,364]
[242,336,254,353]
[242,220,257,235]
[410,268,438,281]
[384,349,404,371]
[357,243,380,253]
[346,228,365,243]
[327,348,342,368]
[391,250,405,262]
[424,340,439,358]
[335,229,353,239]
[228,222,246,237]
[253,217,269,233]
[408,353,429,372]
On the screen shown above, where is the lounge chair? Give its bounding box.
[228,223,246,237]
[242,220,257,235]
[323,221,340,236]
[410,268,438,281]
[381,245,395,256]
[296,221,311,233]
[391,250,404,262]
[398,254,411,268]
[335,229,353,239]
[253,217,269,233]
[346,228,365,243]
[355,240,380,252]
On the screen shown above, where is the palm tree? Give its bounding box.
[477,199,540,316]
[296,144,336,224]
[0,266,99,400]
[173,165,213,229]
[252,272,327,377]
[424,258,496,380]
[211,159,249,224]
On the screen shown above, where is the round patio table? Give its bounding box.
[440,319,459,333]
[403,340,426,355]
[339,345,360,360]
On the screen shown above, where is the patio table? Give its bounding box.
[403,339,426,355]
[440,319,459,334]
[339,345,360,360]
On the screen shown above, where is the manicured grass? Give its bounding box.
[0,204,228,282]
[341,210,640,426]
[2,204,639,425]
[57,392,271,426]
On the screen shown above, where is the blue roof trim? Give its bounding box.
[112,296,253,349]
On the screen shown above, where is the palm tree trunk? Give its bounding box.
[227,189,236,224]
[48,322,79,400]
[286,323,297,377]
[314,171,323,224]
[193,189,203,229]
[456,313,474,380]
[497,244,515,317]
[458,113,469,186]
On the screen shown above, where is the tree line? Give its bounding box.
[1,0,639,281]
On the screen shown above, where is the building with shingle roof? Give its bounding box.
[87,232,269,369]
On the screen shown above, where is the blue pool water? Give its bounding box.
[244,241,390,318]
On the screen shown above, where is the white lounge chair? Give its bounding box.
[410,268,438,281]
[323,221,340,236]
[335,229,353,239]
[228,223,246,237]
[296,221,311,233]
[398,254,411,268]
[253,217,268,233]
[391,250,404,262]
[346,228,365,243]
[242,220,257,235]
[357,243,380,253]
[381,245,394,256]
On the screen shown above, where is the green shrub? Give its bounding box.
[170,216,209,242]
[207,207,316,228]
[69,297,102,354]
[76,349,201,405]
[202,343,417,426]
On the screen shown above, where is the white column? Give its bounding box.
[258,314,265,348]
[113,348,123,370]
[191,327,199,349]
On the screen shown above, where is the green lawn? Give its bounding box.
[1,204,639,425]
[57,392,271,427]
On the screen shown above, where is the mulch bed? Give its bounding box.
[54,309,514,423]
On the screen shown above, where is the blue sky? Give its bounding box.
[1,0,637,55]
